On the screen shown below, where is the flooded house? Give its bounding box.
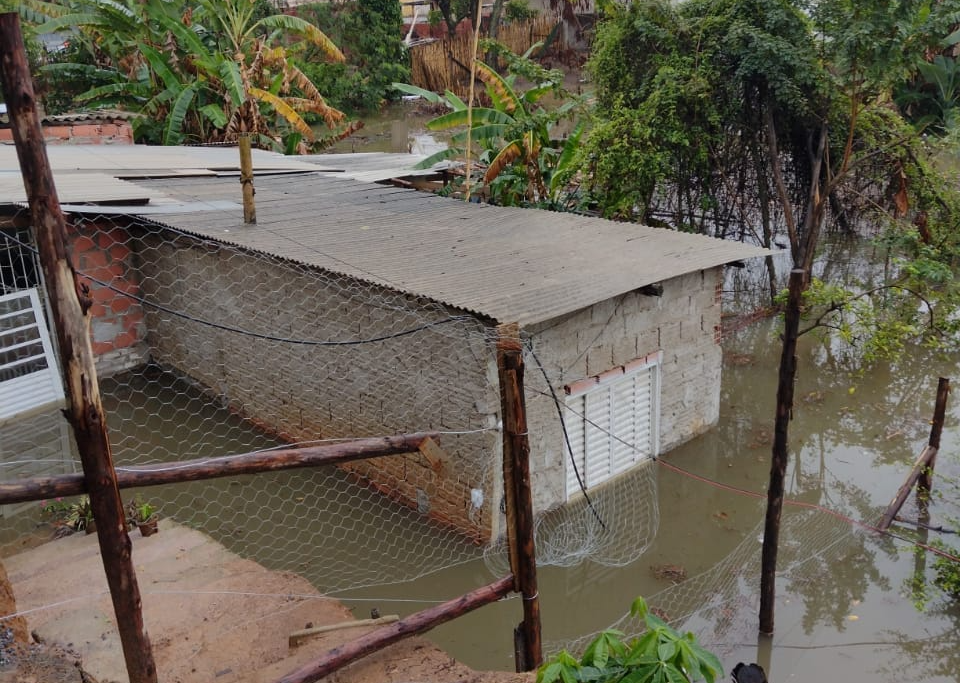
[0,145,767,539]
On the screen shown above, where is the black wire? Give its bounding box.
[1,231,474,347]
[526,344,607,532]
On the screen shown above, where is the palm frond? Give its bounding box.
[255,14,344,62]
[475,62,522,114]
[249,86,314,140]
[428,107,514,130]
[484,140,524,184]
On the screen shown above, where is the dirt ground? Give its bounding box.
[0,521,534,683]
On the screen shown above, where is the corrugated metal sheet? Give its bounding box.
[136,173,772,326]
[0,145,318,177]
[0,172,159,205]
[298,152,451,182]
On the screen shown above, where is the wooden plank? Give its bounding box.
[496,322,542,671]
[0,432,437,505]
[273,575,515,683]
[288,615,400,647]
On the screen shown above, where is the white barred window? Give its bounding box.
[563,355,660,499]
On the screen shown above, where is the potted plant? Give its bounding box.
[126,497,159,537]
[41,495,96,534]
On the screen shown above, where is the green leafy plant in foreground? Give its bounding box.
[40,495,95,533]
[537,597,723,683]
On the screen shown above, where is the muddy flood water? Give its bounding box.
[336,311,960,681]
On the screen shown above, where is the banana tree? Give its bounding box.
[394,43,587,205]
[37,0,351,150]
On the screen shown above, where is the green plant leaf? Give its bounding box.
[412,147,463,170]
[219,59,246,108]
[139,43,182,92]
[163,82,197,145]
[427,107,514,130]
[538,661,563,683]
[392,82,443,104]
[631,596,649,619]
[200,103,228,128]
[444,90,468,110]
[656,640,677,663]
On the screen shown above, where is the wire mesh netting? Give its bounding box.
[2,204,960,682]
[1,208,505,592]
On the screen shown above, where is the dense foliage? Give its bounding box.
[585,0,960,355]
[14,0,350,151]
[396,41,587,207]
[295,0,410,113]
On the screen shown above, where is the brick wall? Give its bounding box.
[0,120,134,146]
[522,268,724,513]
[67,221,148,377]
[134,229,501,540]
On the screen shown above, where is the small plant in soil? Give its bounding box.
[40,495,95,534]
[125,496,159,537]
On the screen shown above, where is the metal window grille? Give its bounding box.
[0,288,66,424]
[564,360,660,499]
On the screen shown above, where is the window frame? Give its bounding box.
[562,352,661,500]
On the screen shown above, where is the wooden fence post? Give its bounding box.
[496,323,542,671]
[878,377,950,530]
[239,133,256,224]
[918,377,949,496]
[0,13,157,683]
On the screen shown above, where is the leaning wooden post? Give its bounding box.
[918,377,949,496]
[496,323,543,671]
[758,268,804,636]
[239,132,257,224]
[878,377,950,530]
[0,13,157,683]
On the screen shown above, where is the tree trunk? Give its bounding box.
[758,268,805,635]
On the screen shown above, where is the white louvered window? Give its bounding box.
[0,288,65,425]
[564,356,660,499]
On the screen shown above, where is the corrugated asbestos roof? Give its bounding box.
[298,152,449,182]
[136,173,771,326]
[0,145,318,177]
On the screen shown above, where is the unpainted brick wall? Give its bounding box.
[522,268,724,513]
[0,121,134,145]
[67,221,148,377]
[134,229,501,540]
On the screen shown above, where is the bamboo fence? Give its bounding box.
[411,16,561,99]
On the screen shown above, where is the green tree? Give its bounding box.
[586,0,960,636]
[294,0,410,113]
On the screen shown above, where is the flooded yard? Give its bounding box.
[333,311,960,681]
[3,240,959,682]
